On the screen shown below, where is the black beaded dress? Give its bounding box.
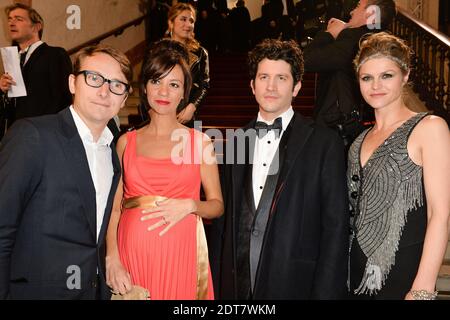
[347,112,429,299]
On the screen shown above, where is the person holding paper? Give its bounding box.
[0,3,72,140]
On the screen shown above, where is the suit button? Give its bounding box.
[352,175,360,182]
[91,280,97,288]
[351,191,358,199]
[349,227,354,235]
[252,229,260,236]
[350,209,355,217]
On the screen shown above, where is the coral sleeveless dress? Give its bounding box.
[117,129,214,300]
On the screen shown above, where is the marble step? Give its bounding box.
[437,260,450,300]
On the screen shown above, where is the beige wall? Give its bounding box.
[0,0,145,57]
[0,0,11,47]
[227,0,264,21]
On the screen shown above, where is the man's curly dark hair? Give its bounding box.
[248,39,304,88]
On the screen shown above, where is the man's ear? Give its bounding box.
[68,74,76,95]
[292,81,302,97]
[250,79,255,95]
[32,22,42,35]
[120,96,127,109]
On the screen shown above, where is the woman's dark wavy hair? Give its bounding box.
[140,39,192,113]
[248,39,304,87]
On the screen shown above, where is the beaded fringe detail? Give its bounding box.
[347,112,427,295]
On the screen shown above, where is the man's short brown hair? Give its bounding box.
[248,39,304,87]
[5,3,44,39]
[73,44,133,86]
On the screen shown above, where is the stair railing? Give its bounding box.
[67,14,148,57]
[392,7,450,121]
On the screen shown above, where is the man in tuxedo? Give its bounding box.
[0,3,72,140]
[0,44,132,299]
[210,39,348,299]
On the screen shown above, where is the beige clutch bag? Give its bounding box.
[111,285,150,300]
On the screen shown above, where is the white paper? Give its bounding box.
[0,46,27,98]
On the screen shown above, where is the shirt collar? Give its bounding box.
[256,106,294,132]
[19,41,44,67]
[69,106,113,146]
[19,40,43,56]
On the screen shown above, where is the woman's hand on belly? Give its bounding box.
[141,198,197,236]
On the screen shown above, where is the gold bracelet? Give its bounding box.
[410,289,438,300]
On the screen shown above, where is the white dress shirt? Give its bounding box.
[19,40,44,66]
[252,107,294,208]
[70,106,114,242]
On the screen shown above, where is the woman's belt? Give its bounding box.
[122,194,209,300]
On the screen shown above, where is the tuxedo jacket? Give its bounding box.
[0,108,120,299]
[8,43,73,122]
[210,113,349,299]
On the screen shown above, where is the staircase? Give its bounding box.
[437,240,450,300]
[199,53,315,131]
[119,53,316,131]
[118,81,141,128]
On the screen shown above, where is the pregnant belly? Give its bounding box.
[117,207,196,245]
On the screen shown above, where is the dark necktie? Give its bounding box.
[254,117,282,138]
[19,52,26,69]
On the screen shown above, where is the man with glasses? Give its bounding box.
[0,44,132,300]
[0,3,72,140]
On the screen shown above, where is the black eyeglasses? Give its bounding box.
[77,70,130,95]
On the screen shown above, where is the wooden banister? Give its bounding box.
[397,8,450,48]
[392,7,450,122]
[67,14,148,56]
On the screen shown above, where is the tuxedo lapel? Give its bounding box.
[271,114,313,213]
[249,121,290,289]
[22,43,47,74]
[57,109,97,240]
[230,120,256,233]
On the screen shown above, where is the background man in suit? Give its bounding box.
[0,3,72,140]
[0,44,132,299]
[303,0,396,148]
[210,39,348,299]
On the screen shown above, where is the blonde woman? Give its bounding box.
[347,32,450,300]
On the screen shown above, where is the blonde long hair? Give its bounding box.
[166,3,200,53]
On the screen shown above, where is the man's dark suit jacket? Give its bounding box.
[2,42,72,125]
[0,108,121,299]
[210,113,349,299]
[303,27,370,126]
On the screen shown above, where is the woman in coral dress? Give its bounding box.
[105,39,223,300]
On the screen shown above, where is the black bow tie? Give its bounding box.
[254,117,282,138]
